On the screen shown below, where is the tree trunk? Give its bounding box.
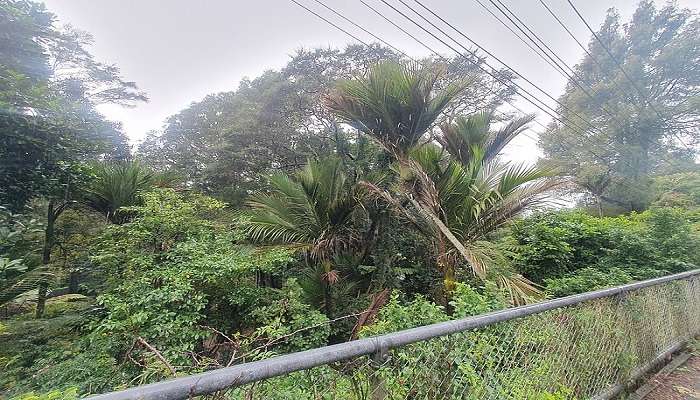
[595,194,604,217]
[68,270,79,293]
[36,200,56,319]
[321,259,333,317]
[323,281,332,317]
[359,213,382,264]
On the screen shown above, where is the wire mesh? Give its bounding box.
[222,275,700,400]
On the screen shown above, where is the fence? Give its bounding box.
[89,269,700,400]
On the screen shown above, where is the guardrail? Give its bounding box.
[89,269,700,400]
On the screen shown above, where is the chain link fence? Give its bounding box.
[90,270,700,400]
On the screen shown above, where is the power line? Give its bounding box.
[534,0,687,167]
[402,0,682,173]
[300,0,544,143]
[289,0,647,193]
[484,0,625,126]
[364,0,656,190]
[292,0,612,171]
[292,0,544,142]
[368,0,643,161]
[359,0,441,60]
[310,0,409,59]
[289,0,371,47]
[358,0,542,142]
[404,0,604,136]
[536,0,642,112]
[379,0,581,131]
[381,0,592,134]
[565,0,647,103]
[363,0,579,139]
[489,0,575,77]
[472,0,563,76]
[537,0,601,71]
[373,0,555,131]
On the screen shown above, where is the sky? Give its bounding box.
[41,0,698,163]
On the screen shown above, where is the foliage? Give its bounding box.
[0,299,126,396]
[539,1,699,212]
[85,189,335,386]
[325,61,466,158]
[249,279,330,354]
[652,171,700,209]
[244,157,359,252]
[9,388,79,400]
[3,0,700,395]
[136,46,512,205]
[507,209,699,295]
[91,190,245,361]
[359,293,448,336]
[82,161,157,224]
[544,267,633,298]
[324,61,557,304]
[0,206,44,307]
[450,282,508,318]
[414,112,559,303]
[0,112,108,212]
[0,0,146,211]
[243,157,364,315]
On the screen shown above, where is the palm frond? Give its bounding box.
[438,111,536,166]
[485,114,536,161]
[497,274,542,306]
[325,61,468,158]
[243,158,360,261]
[83,161,156,224]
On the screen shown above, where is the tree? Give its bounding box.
[417,112,558,302]
[243,157,362,315]
[1,0,147,317]
[83,161,157,224]
[651,169,700,209]
[137,44,514,205]
[325,62,555,304]
[539,1,699,213]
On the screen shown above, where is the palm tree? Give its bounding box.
[243,157,361,315]
[324,61,466,160]
[326,61,558,304]
[83,161,156,224]
[413,112,559,303]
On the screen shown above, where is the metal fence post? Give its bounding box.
[370,339,390,400]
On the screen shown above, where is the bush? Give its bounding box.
[88,189,328,385]
[544,267,633,298]
[507,209,699,296]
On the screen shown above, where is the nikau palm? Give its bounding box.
[243,157,360,315]
[83,161,178,224]
[415,112,559,303]
[326,62,558,304]
[324,61,466,159]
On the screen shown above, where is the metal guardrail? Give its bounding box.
[89,269,700,400]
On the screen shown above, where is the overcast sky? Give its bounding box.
[41,0,698,163]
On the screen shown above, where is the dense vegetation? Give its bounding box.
[1,0,698,398]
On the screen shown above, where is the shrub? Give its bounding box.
[544,267,633,298]
[507,209,699,296]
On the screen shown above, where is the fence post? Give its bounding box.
[370,340,390,400]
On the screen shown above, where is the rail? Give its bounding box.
[88,269,700,400]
